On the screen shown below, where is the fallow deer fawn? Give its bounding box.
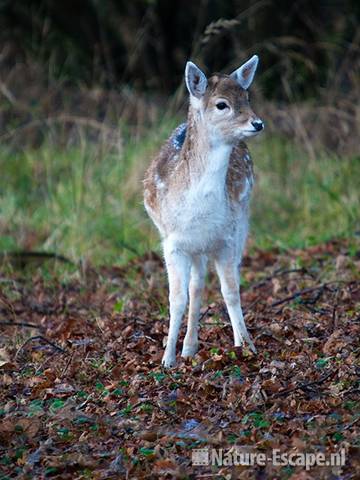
[144,55,264,367]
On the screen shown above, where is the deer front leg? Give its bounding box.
[181,255,208,358]
[215,250,256,353]
[162,242,191,368]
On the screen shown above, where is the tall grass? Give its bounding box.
[250,136,359,250]
[0,123,358,265]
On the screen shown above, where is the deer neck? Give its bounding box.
[182,107,232,182]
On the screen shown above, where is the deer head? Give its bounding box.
[184,55,264,145]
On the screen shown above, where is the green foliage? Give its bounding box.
[0,133,160,265]
[229,365,242,379]
[0,124,359,265]
[139,447,155,457]
[28,400,44,416]
[113,299,125,313]
[49,399,65,413]
[242,411,271,429]
[249,135,359,250]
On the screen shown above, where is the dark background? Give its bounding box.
[1,0,359,100]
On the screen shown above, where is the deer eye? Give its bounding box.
[216,101,229,110]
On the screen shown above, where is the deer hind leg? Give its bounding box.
[181,254,208,358]
[215,249,256,353]
[162,241,191,368]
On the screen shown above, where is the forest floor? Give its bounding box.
[0,239,359,479]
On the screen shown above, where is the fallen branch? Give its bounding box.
[343,416,360,431]
[60,352,75,379]
[0,321,40,329]
[0,251,75,265]
[198,305,212,324]
[271,284,326,308]
[15,335,67,358]
[271,280,358,308]
[341,387,360,396]
[134,399,181,422]
[271,369,336,398]
[250,267,308,290]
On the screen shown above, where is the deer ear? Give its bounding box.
[231,55,259,90]
[185,61,208,98]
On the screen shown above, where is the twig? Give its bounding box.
[60,352,75,379]
[198,305,212,324]
[271,284,327,308]
[78,394,94,410]
[255,330,282,342]
[0,251,75,265]
[0,296,17,321]
[134,399,181,422]
[331,304,338,332]
[243,297,265,316]
[341,387,360,396]
[343,416,360,431]
[271,369,336,398]
[271,280,358,308]
[249,267,307,290]
[0,321,40,329]
[35,350,58,375]
[15,335,66,358]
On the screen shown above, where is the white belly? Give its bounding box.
[161,179,238,254]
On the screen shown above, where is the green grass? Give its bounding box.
[250,135,359,249]
[0,123,359,265]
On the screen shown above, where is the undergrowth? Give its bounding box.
[0,123,359,265]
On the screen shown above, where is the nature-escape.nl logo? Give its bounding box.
[191,447,346,471]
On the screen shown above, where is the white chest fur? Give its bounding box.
[161,143,246,253]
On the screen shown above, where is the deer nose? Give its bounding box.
[251,119,264,131]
